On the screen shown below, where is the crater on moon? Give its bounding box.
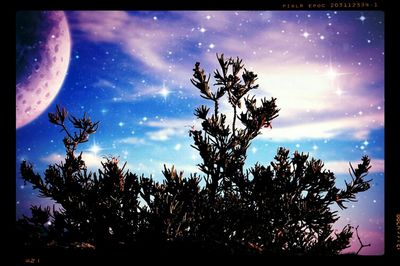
[16,11,71,129]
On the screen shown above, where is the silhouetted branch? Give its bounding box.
[355,225,371,255]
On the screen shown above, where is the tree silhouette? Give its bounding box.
[187,54,371,255]
[16,55,372,262]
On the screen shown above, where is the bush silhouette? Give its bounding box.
[17,55,372,260]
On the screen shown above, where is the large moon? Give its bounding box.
[16,11,71,129]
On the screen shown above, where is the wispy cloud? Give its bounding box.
[138,108,382,143]
[111,85,170,102]
[119,137,145,145]
[41,152,105,169]
[211,26,383,142]
[147,128,178,141]
[70,11,193,84]
[144,118,198,141]
[41,153,64,165]
[258,112,383,141]
[93,79,117,90]
[81,152,106,169]
[325,158,384,174]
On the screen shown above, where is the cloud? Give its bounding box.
[213,41,384,141]
[142,107,382,143]
[198,13,383,143]
[70,11,192,83]
[41,153,64,164]
[146,119,197,128]
[93,79,117,90]
[41,152,105,169]
[258,112,383,141]
[110,85,171,102]
[147,128,178,141]
[81,152,105,169]
[145,118,198,141]
[324,159,384,174]
[174,143,182,151]
[119,137,145,145]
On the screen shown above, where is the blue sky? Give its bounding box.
[16,11,384,254]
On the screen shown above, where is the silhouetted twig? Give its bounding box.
[355,225,371,255]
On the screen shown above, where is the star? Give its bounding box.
[159,87,170,99]
[325,62,351,82]
[302,31,310,38]
[88,141,102,156]
[359,15,366,22]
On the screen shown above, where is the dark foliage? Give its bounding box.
[16,55,372,261]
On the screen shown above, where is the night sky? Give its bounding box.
[16,11,384,255]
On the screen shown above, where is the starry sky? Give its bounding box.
[16,11,384,255]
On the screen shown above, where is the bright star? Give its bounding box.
[89,141,102,156]
[325,62,351,82]
[302,31,310,38]
[159,87,170,99]
[359,15,366,22]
